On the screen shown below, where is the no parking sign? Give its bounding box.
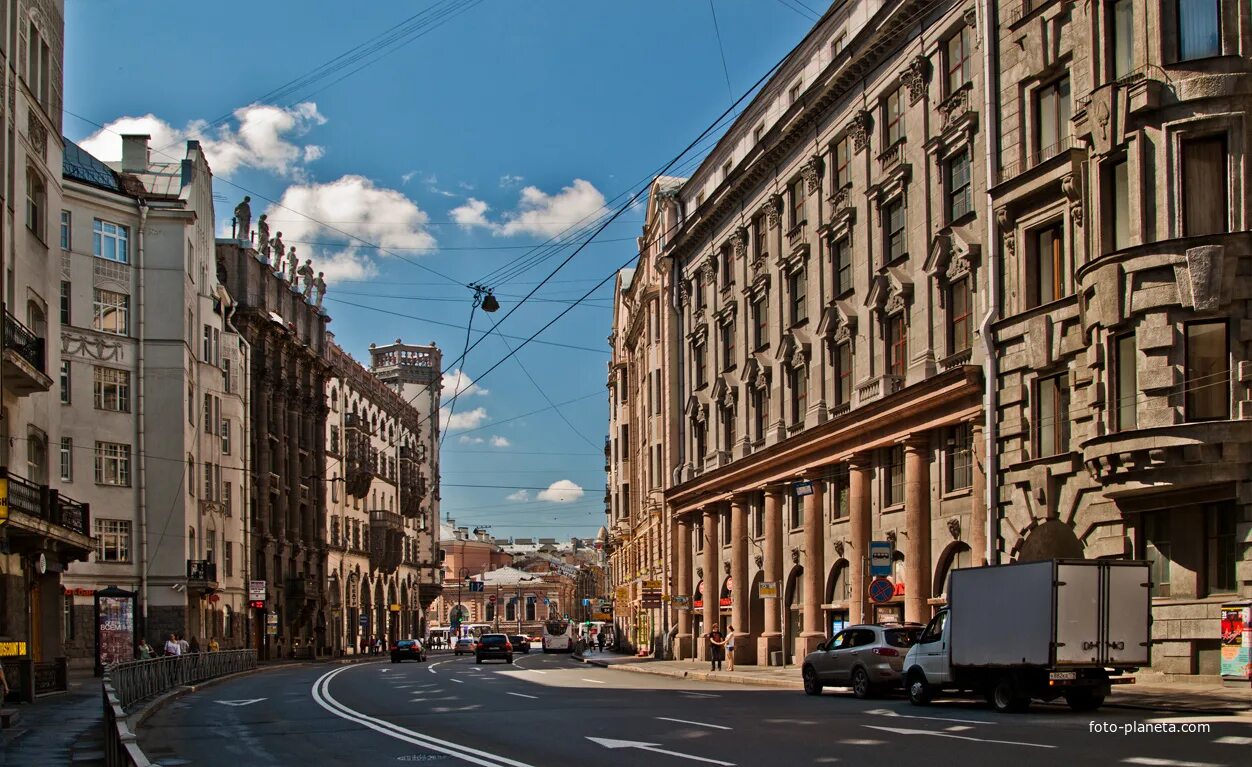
[868,577,895,604]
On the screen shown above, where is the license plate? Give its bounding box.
[1049,671,1077,681]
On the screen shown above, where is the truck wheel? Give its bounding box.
[1064,689,1105,712]
[851,668,874,700]
[802,666,823,696]
[906,672,933,706]
[990,676,1029,713]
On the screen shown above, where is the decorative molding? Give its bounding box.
[61,331,124,362]
[801,155,824,194]
[1061,173,1083,227]
[996,207,1015,257]
[730,227,748,258]
[696,566,704,579]
[723,560,731,575]
[26,109,47,159]
[753,553,763,568]
[885,530,897,545]
[900,55,930,105]
[964,8,979,45]
[763,194,784,228]
[790,547,801,564]
[832,540,845,557]
[947,517,961,540]
[848,109,872,152]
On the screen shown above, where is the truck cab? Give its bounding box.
[904,609,952,690]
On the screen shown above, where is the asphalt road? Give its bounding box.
[138,651,1252,767]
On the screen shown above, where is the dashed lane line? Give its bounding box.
[656,717,731,731]
[581,678,606,685]
[506,692,538,700]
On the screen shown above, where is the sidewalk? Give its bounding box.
[575,652,1252,715]
[1,654,379,766]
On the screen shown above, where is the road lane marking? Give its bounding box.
[580,678,606,684]
[313,666,535,767]
[864,725,1055,749]
[587,737,734,766]
[527,669,546,675]
[680,692,720,698]
[864,707,994,725]
[506,692,538,700]
[656,717,731,731]
[1214,736,1252,745]
[450,679,464,684]
[215,698,266,706]
[1122,759,1221,767]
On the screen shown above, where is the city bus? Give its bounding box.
[542,619,573,653]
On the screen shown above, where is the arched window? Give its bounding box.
[26,166,46,240]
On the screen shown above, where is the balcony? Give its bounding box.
[285,575,320,601]
[370,510,405,574]
[3,310,51,395]
[877,139,905,171]
[186,559,219,593]
[785,221,808,254]
[1082,421,1251,496]
[0,468,92,551]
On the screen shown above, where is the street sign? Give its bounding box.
[266,612,278,636]
[592,612,611,621]
[359,615,369,627]
[758,581,780,599]
[0,476,9,527]
[642,579,662,590]
[868,577,895,604]
[248,580,266,601]
[469,581,484,592]
[488,595,496,603]
[869,541,894,577]
[670,595,690,606]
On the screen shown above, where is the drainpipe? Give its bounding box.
[136,200,150,634]
[230,314,253,649]
[977,0,1000,566]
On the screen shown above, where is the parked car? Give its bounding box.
[475,633,514,664]
[508,634,531,654]
[802,623,923,699]
[390,639,426,663]
[453,637,476,656]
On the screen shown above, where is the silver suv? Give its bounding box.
[802,623,924,699]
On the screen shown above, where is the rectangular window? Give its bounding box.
[224,541,234,578]
[1177,0,1221,61]
[1035,77,1071,161]
[884,445,905,507]
[60,361,71,404]
[829,464,849,520]
[1110,0,1134,79]
[947,150,972,221]
[203,324,213,362]
[884,198,906,263]
[60,210,70,250]
[93,366,131,412]
[223,481,232,517]
[753,502,764,538]
[1115,333,1137,431]
[92,219,130,264]
[718,243,733,289]
[832,136,851,189]
[789,177,805,228]
[949,277,973,354]
[827,345,849,414]
[789,493,802,529]
[944,422,973,492]
[720,402,736,452]
[832,237,852,295]
[720,322,734,370]
[94,519,132,563]
[946,26,972,95]
[788,268,807,325]
[204,393,214,432]
[1036,373,1071,457]
[693,341,707,388]
[788,365,806,426]
[752,386,767,441]
[753,215,767,260]
[222,418,232,454]
[204,462,216,500]
[1143,511,1171,597]
[60,280,70,325]
[722,161,732,181]
[1181,135,1228,237]
[1103,155,1130,252]
[1032,223,1066,306]
[1206,502,1237,593]
[751,295,768,349]
[60,437,73,482]
[92,289,130,335]
[883,87,905,146]
[1185,321,1229,421]
[693,420,706,460]
[886,314,906,377]
[695,522,704,551]
[788,80,802,105]
[94,442,132,486]
[26,167,45,238]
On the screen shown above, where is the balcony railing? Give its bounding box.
[4,309,46,374]
[0,468,90,537]
[997,135,1074,184]
[186,559,218,583]
[877,139,905,170]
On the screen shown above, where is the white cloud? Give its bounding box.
[458,435,486,445]
[401,170,417,185]
[497,179,607,238]
[442,369,487,399]
[499,174,525,188]
[78,102,326,179]
[537,479,585,503]
[506,490,530,502]
[263,175,436,282]
[444,407,488,431]
[489,436,511,448]
[450,198,490,229]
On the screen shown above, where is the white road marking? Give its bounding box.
[681,692,720,699]
[945,725,973,732]
[838,739,887,745]
[215,698,266,707]
[864,707,994,726]
[1214,736,1252,745]
[864,725,1055,749]
[581,678,606,685]
[587,737,735,766]
[656,717,732,731]
[451,678,464,684]
[313,666,534,767]
[527,669,546,675]
[506,692,538,700]
[1122,759,1222,767]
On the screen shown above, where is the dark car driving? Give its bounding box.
[508,634,531,654]
[475,633,514,664]
[390,639,426,663]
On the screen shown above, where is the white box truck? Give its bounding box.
[902,559,1150,713]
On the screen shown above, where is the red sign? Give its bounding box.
[248,600,266,609]
[63,587,96,597]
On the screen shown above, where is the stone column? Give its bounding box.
[800,476,826,656]
[969,421,988,567]
[674,514,693,659]
[758,487,783,665]
[904,435,932,624]
[729,494,750,665]
[848,454,873,624]
[700,507,719,661]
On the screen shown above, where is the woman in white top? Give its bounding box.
[725,624,736,671]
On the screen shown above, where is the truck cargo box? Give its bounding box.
[949,559,1150,669]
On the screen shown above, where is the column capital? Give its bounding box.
[843,451,874,469]
[762,485,786,499]
[901,432,930,453]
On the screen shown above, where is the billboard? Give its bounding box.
[95,587,137,675]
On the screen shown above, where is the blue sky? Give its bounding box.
[64,0,820,539]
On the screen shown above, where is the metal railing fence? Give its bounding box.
[107,650,257,712]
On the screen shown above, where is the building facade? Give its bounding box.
[324,340,438,654]
[217,238,330,660]
[609,0,1251,678]
[58,136,249,666]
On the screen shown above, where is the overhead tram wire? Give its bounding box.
[440,285,493,448]
[709,0,736,104]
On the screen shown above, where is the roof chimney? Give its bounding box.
[120,134,151,172]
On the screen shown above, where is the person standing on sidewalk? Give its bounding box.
[725,624,736,671]
[137,639,153,660]
[596,631,606,654]
[706,628,726,671]
[164,634,181,656]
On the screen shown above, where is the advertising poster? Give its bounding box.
[1220,603,1251,680]
[98,594,135,667]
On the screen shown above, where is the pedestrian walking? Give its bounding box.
[137,639,153,660]
[596,631,606,653]
[177,635,190,655]
[725,624,736,671]
[208,637,220,652]
[189,636,201,654]
[706,628,726,671]
[164,634,181,657]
